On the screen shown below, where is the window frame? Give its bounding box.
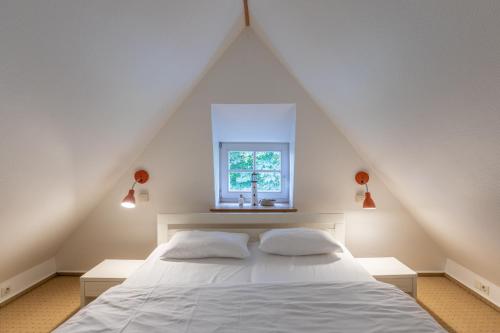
[219,142,290,203]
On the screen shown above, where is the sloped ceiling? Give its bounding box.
[250,0,500,284]
[0,0,242,281]
[1,0,499,285]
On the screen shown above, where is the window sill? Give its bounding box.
[210,203,297,213]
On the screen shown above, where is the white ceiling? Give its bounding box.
[250,0,500,283]
[1,0,499,284]
[0,0,242,281]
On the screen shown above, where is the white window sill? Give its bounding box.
[210,203,297,213]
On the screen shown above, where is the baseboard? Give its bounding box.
[444,259,499,309]
[417,272,445,277]
[56,271,85,277]
[0,258,57,307]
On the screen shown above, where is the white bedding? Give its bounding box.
[56,282,444,332]
[55,243,444,332]
[124,242,373,287]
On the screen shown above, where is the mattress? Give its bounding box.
[123,242,374,287]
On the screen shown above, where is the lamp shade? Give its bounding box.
[363,192,376,209]
[121,189,136,208]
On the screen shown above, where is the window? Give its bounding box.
[219,142,289,203]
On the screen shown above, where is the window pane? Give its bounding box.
[257,172,281,192]
[228,172,252,191]
[255,151,281,171]
[229,151,253,170]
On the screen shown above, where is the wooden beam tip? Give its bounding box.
[243,0,250,26]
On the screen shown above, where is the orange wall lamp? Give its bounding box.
[355,171,376,209]
[121,170,149,208]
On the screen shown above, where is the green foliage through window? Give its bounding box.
[256,151,281,170]
[228,150,282,192]
[228,151,253,170]
[257,172,281,192]
[228,172,252,191]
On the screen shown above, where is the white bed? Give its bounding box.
[55,213,444,333]
[124,242,373,287]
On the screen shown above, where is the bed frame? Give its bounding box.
[157,213,345,245]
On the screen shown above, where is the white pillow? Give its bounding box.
[161,230,250,259]
[259,228,343,256]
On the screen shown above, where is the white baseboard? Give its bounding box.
[445,258,499,307]
[416,270,445,274]
[0,258,56,305]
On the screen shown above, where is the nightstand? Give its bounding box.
[356,257,417,297]
[80,259,144,307]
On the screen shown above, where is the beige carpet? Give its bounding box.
[0,275,498,332]
[417,276,500,333]
[0,276,80,333]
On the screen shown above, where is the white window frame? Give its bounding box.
[219,142,290,203]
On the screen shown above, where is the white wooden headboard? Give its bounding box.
[157,213,345,245]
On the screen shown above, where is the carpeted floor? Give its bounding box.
[418,276,500,333]
[0,276,80,333]
[0,275,498,332]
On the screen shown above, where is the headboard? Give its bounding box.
[157,213,345,245]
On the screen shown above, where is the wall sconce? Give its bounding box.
[121,170,149,208]
[355,171,376,209]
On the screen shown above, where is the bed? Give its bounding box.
[55,213,444,332]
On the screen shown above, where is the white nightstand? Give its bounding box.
[356,257,417,297]
[80,259,144,307]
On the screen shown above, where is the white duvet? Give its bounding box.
[56,281,444,332]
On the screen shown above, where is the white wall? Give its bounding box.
[0,0,243,283]
[250,0,500,285]
[56,29,445,272]
[212,104,296,142]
